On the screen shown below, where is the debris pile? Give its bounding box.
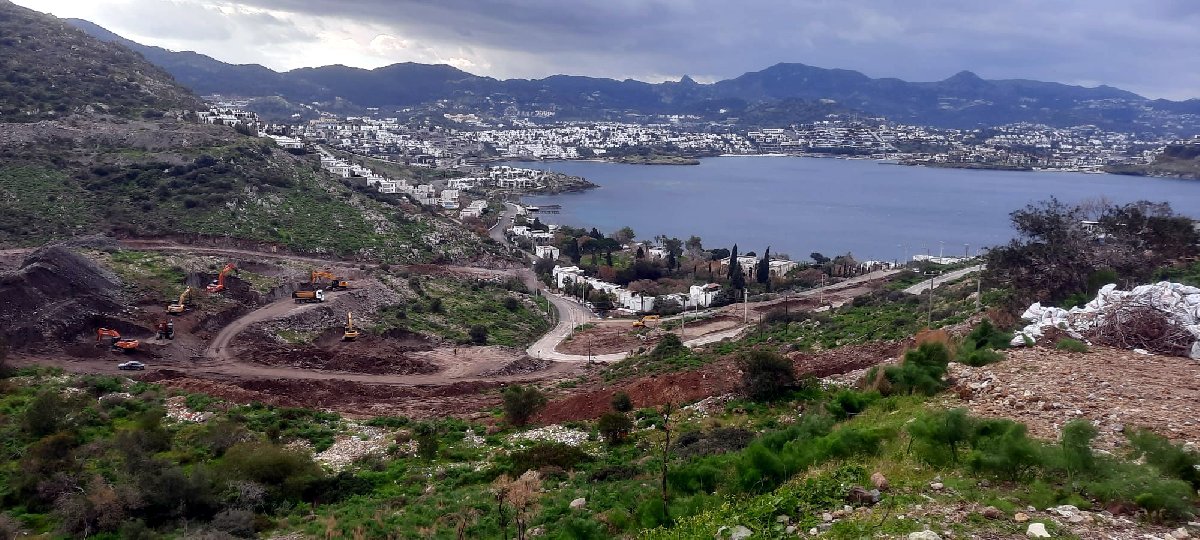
[1012,282,1200,358]
[510,424,589,447]
[164,395,213,423]
[314,426,390,471]
[0,244,125,348]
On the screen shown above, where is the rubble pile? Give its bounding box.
[164,395,214,423]
[314,426,391,471]
[510,424,589,447]
[1013,282,1200,358]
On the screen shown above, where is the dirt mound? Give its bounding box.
[233,378,505,419]
[481,355,554,376]
[235,329,439,375]
[0,244,125,349]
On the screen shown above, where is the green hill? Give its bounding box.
[0,1,202,121]
[1107,144,1200,180]
[0,1,500,263]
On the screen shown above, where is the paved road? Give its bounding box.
[902,265,985,295]
[488,202,520,245]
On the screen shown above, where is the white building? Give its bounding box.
[535,245,560,260]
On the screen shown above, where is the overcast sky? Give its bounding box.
[15,0,1200,100]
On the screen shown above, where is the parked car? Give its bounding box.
[117,361,145,371]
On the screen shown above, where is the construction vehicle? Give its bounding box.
[97,328,139,352]
[207,263,238,293]
[632,315,660,328]
[155,320,174,340]
[343,312,360,341]
[292,289,326,304]
[311,270,350,290]
[166,286,194,314]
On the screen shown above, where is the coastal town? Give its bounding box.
[201,99,1199,176]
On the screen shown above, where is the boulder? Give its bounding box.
[569,497,586,510]
[908,531,942,540]
[871,471,890,490]
[1026,522,1050,538]
[981,506,1004,520]
[1014,512,1030,522]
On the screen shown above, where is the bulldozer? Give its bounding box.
[155,320,175,340]
[166,286,194,314]
[207,263,238,293]
[311,270,350,290]
[632,315,660,328]
[97,328,139,352]
[343,311,360,341]
[292,289,325,304]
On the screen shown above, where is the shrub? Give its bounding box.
[737,348,796,401]
[503,296,520,311]
[597,412,633,445]
[825,389,878,420]
[1128,429,1200,489]
[503,385,547,426]
[415,423,438,460]
[1060,419,1098,477]
[210,508,256,538]
[611,391,633,412]
[908,408,974,465]
[509,442,589,474]
[964,319,1012,350]
[965,421,1041,481]
[1055,338,1089,353]
[650,333,684,358]
[881,342,950,396]
[469,324,489,345]
[22,390,68,437]
[219,442,323,502]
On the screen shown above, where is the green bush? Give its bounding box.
[650,333,684,358]
[1128,429,1200,489]
[468,324,488,345]
[1060,419,1098,476]
[503,385,547,427]
[964,319,1012,350]
[965,421,1041,481]
[611,391,633,412]
[509,442,590,474]
[597,412,633,445]
[908,408,974,465]
[882,342,950,395]
[825,389,879,420]
[415,423,438,460]
[21,390,68,437]
[1055,338,1089,353]
[737,348,796,401]
[219,441,323,502]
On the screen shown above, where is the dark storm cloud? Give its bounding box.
[31,0,1200,98]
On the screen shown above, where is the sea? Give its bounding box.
[518,157,1200,263]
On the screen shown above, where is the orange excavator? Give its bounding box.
[311,270,350,290]
[207,263,237,293]
[97,328,139,352]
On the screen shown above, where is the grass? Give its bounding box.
[375,277,551,347]
[0,166,93,246]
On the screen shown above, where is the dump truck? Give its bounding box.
[292,289,325,304]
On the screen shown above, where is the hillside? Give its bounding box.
[0,3,500,263]
[66,19,1200,132]
[1107,143,1200,180]
[0,1,201,121]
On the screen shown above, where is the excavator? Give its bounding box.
[632,315,660,328]
[343,312,360,341]
[311,270,350,290]
[155,320,174,340]
[166,286,194,314]
[97,328,139,352]
[206,263,237,293]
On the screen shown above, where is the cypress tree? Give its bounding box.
[757,247,771,284]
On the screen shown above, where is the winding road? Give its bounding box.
[902,265,984,295]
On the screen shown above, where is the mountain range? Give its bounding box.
[67,19,1200,133]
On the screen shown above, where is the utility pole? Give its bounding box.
[743,289,749,324]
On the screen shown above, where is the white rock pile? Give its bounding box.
[1012,281,1200,358]
[510,424,589,447]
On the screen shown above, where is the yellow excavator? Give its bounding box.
[632,315,660,328]
[311,270,350,290]
[343,311,360,341]
[166,286,194,314]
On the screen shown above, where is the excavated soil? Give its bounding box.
[536,342,900,423]
[557,321,657,355]
[234,328,439,375]
[145,371,506,419]
[950,346,1200,449]
[0,244,127,349]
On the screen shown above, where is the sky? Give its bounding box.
[14,0,1200,100]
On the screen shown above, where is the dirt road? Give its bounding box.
[202,293,343,362]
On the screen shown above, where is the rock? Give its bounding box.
[930,482,944,491]
[871,471,890,490]
[1026,523,1050,538]
[808,527,818,535]
[728,525,752,540]
[775,515,790,524]
[846,486,879,505]
[1173,528,1191,539]
[981,506,1004,520]
[785,525,796,534]
[529,526,544,537]
[822,512,833,522]
[1014,512,1030,523]
[908,531,942,540]
[569,497,586,510]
